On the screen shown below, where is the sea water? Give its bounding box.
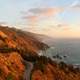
[43,38,80,65]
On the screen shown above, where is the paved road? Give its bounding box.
[23,60,33,80]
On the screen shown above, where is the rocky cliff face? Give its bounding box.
[0,26,80,80]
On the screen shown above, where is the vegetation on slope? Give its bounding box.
[0,26,80,80]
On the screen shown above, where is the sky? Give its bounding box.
[0,0,80,38]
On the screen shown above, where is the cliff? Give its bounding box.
[0,26,80,80]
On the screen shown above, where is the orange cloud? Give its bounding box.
[27,7,63,17]
[42,8,63,16]
[21,7,63,26]
[22,15,38,22]
[22,15,39,26]
[22,7,63,19]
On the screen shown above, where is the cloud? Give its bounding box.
[69,0,80,10]
[70,0,79,7]
[22,15,39,26]
[28,7,63,16]
[61,0,80,12]
[47,23,71,30]
[21,7,64,26]
[22,15,38,22]
[21,7,63,20]
[56,24,68,27]
[56,24,71,30]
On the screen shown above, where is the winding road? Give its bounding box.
[23,60,33,80]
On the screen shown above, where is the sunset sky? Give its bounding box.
[0,0,80,38]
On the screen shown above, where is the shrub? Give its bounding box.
[6,73,14,80]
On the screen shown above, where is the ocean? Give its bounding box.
[43,38,80,65]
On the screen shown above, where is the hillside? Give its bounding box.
[0,26,80,80]
[0,26,49,56]
[31,56,80,80]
